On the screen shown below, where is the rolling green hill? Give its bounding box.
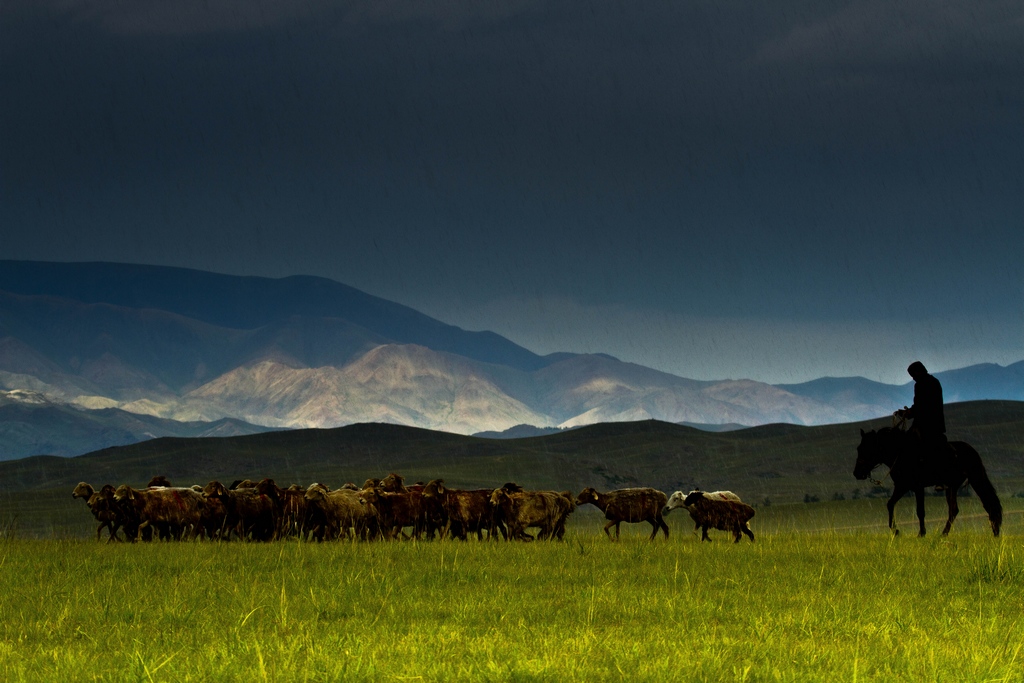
[3,400,1022,537]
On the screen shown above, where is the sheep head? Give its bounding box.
[575,487,600,506]
[304,483,329,502]
[663,491,687,514]
[683,491,706,507]
[202,481,228,499]
[113,484,135,502]
[72,482,94,499]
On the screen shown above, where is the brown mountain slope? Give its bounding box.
[125,345,551,433]
[114,344,878,434]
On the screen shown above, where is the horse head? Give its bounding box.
[853,428,884,480]
[854,426,908,480]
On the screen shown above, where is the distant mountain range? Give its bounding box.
[0,390,277,459]
[0,260,1021,459]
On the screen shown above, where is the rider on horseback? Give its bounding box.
[896,361,952,478]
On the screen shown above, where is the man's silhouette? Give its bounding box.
[897,361,951,475]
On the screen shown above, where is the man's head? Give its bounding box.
[907,361,928,380]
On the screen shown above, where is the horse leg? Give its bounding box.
[915,488,926,537]
[942,487,959,536]
[887,485,908,536]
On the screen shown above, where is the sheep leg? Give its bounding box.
[742,524,754,542]
[647,518,658,541]
[602,520,617,540]
[657,515,669,540]
[700,524,711,542]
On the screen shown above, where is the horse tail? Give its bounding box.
[955,441,1002,537]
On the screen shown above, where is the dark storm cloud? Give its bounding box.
[2,0,1022,380]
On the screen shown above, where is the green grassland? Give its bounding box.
[2,502,1024,682]
[1,401,1022,680]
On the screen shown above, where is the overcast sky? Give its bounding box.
[2,0,1022,384]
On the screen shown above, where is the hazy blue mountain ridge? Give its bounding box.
[778,363,1024,411]
[0,261,1020,458]
[0,390,276,458]
[0,261,556,372]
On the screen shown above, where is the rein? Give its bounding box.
[867,413,907,486]
[868,450,897,486]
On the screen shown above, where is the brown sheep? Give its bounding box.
[278,484,312,539]
[114,484,205,541]
[253,479,287,539]
[201,481,276,541]
[575,487,669,541]
[198,492,229,540]
[147,475,172,488]
[72,482,121,542]
[422,480,501,541]
[489,488,570,541]
[417,480,450,539]
[357,486,426,540]
[552,491,577,540]
[380,473,408,493]
[682,490,755,543]
[304,483,377,541]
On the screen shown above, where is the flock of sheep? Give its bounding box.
[71,473,757,544]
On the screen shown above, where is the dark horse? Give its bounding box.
[853,427,1002,537]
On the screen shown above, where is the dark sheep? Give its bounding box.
[422,480,501,541]
[114,484,205,541]
[358,486,426,540]
[201,481,276,541]
[682,490,755,543]
[489,488,571,541]
[575,487,669,541]
[72,482,121,542]
[664,489,742,536]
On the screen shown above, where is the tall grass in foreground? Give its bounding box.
[1,523,1023,682]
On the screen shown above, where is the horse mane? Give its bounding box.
[873,426,912,442]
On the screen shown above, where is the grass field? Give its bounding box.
[2,500,1023,682]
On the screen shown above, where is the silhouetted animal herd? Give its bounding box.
[72,474,757,544]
